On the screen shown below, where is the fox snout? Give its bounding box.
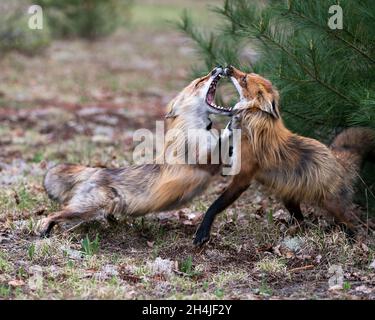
[224,65,247,79]
[224,66,233,77]
[211,65,224,77]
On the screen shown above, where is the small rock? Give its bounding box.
[48,265,61,278]
[95,264,119,281]
[61,246,83,260]
[355,285,372,294]
[361,243,369,252]
[77,107,103,116]
[329,284,343,291]
[273,209,291,222]
[102,264,118,277]
[315,255,322,264]
[92,135,113,144]
[328,265,344,290]
[181,211,203,225]
[281,236,304,252]
[28,265,43,275]
[0,234,11,244]
[94,114,119,126]
[147,257,174,278]
[28,274,43,291]
[8,279,25,287]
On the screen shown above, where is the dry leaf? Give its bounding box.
[8,279,25,287]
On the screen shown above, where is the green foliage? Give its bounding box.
[28,243,35,260]
[0,285,11,298]
[38,0,133,39]
[16,187,38,211]
[259,278,273,296]
[0,1,51,55]
[0,251,10,272]
[31,152,43,163]
[343,281,351,291]
[267,209,273,224]
[178,0,375,137]
[180,256,193,274]
[0,0,133,56]
[179,256,200,277]
[179,0,375,213]
[214,288,224,298]
[81,234,100,256]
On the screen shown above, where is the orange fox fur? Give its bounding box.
[193,66,375,245]
[40,67,231,237]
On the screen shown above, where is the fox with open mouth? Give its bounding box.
[40,67,232,237]
[194,66,375,246]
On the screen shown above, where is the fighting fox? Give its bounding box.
[40,67,232,237]
[194,66,375,246]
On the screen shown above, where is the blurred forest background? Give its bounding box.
[179,0,375,213]
[0,0,374,300]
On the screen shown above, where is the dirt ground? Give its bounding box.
[0,0,375,300]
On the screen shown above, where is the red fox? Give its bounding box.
[193,65,375,246]
[40,67,232,237]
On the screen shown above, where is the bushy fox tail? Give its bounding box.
[330,127,375,171]
[44,163,95,204]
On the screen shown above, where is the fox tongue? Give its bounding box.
[207,91,214,105]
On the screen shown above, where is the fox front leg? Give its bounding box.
[194,135,256,246]
[193,174,251,246]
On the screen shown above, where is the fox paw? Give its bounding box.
[38,218,55,238]
[193,227,210,247]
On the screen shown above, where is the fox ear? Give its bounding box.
[261,99,279,119]
[165,109,177,119]
[270,99,280,119]
[165,99,178,119]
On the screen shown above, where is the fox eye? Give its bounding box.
[194,78,205,88]
[241,76,247,86]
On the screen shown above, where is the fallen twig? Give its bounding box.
[288,265,314,273]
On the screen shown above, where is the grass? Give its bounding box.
[0,0,374,300]
[81,234,101,256]
[179,256,201,278]
[258,279,273,297]
[255,257,287,275]
[0,251,11,273]
[343,281,351,291]
[0,285,11,298]
[131,0,219,30]
[28,243,36,261]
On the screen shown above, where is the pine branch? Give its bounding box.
[181,0,375,133]
[219,8,362,108]
[286,9,375,64]
[283,109,327,127]
[258,32,361,109]
[176,11,217,67]
[309,41,320,79]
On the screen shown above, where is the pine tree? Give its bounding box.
[178,0,375,212]
[179,0,374,137]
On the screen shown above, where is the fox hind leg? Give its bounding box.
[283,200,304,223]
[323,198,357,238]
[39,209,98,238]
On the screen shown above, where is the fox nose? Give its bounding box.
[211,66,223,76]
[224,65,233,77]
